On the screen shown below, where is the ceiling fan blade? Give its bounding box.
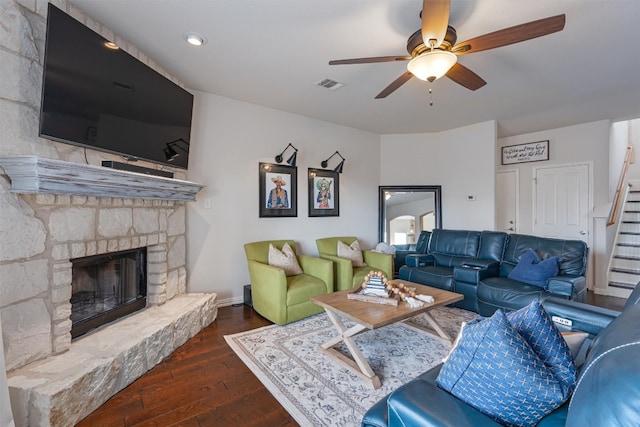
[445,63,486,91]
[375,71,414,99]
[421,0,450,48]
[452,14,566,55]
[329,55,411,65]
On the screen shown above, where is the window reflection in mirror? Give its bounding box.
[378,186,442,245]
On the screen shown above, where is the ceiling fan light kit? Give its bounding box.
[407,50,457,82]
[328,0,565,99]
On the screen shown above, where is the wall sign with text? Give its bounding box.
[501,140,549,165]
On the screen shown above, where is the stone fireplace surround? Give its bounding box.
[2,2,217,425]
[0,158,216,426]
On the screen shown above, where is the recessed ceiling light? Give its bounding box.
[184,32,207,46]
[104,41,119,50]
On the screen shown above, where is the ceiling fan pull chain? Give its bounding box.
[428,82,434,106]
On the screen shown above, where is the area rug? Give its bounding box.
[224,307,478,426]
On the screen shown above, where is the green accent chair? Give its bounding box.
[244,239,334,325]
[316,236,393,291]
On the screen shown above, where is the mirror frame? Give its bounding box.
[378,185,442,243]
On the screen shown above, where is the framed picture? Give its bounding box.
[259,162,297,217]
[501,140,549,165]
[308,168,339,217]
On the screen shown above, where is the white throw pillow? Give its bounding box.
[337,240,367,267]
[375,242,396,255]
[268,243,303,276]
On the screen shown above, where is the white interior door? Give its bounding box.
[496,170,519,233]
[533,163,590,245]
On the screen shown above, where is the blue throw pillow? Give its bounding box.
[507,300,577,398]
[507,248,560,288]
[436,310,570,427]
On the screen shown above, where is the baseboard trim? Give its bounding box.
[217,296,244,307]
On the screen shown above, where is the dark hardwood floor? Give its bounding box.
[585,289,626,312]
[77,304,297,427]
[77,290,626,426]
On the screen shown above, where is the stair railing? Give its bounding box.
[608,146,634,226]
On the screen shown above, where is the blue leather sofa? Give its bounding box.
[398,229,589,316]
[392,231,430,277]
[362,286,640,427]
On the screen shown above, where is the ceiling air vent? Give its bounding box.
[316,78,344,91]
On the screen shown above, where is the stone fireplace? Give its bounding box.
[1,2,217,425]
[0,156,200,364]
[0,157,215,427]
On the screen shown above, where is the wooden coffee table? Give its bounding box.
[311,281,463,389]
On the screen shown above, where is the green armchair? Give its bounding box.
[315,236,393,291]
[243,239,334,325]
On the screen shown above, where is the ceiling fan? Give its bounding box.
[329,0,565,99]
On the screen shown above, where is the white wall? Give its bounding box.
[380,121,497,230]
[185,93,627,305]
[610,121,632,198]
[498,120,611,291]
[186,92,381,305]
[620,118,640,181]
[498,120,610,235]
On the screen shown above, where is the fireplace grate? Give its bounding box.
[70,248,147,338]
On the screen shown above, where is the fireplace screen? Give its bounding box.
[70,248,147,338]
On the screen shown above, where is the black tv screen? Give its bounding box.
[40,4,193,169]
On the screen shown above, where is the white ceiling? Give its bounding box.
[70,0,640,138]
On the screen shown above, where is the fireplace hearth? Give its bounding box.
[71,248,147,338]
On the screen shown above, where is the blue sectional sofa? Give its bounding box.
[362,286,640,427]
[391,231,430,277]
[398,229,589,316]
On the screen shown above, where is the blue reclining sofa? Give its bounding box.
[391,231,431,277]
[362,285,640,427]
[398,229,589,316]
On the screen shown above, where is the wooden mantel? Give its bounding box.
[0,156,205,201]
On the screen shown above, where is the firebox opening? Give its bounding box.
[71,248,147,339]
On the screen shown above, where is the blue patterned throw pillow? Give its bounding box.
[507,248,560,288]
[436,310,570,427]
[507,300,577,397]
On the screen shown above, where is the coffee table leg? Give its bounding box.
[401,311,453,343]
[319,309,382,389]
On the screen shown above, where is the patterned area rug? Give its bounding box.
[224,307,478,426]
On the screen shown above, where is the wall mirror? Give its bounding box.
[378,185,442,245]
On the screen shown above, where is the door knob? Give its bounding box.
[507,227,514,231]
[580,231,587,235]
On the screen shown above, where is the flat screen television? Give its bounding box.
[39,4,193,170]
